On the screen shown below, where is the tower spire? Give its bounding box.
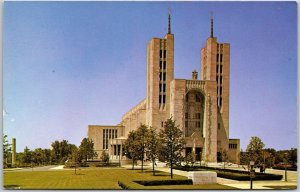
[210,12,214,38]
[168,8,171,34]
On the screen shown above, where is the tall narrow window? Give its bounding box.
[160,61,162,69]
[160,50,162,58]
[220,65,223,74]
[163,83,166,92]
[196,94,201,102]
[185,113,188,119]
[163,61,166,69]
[159,83,162,92]
[159,95,162,104]
[220,87,223,96]
[216,54,219,62]
[220,54,223,62]
[163,95,166,103]
[220,76,223,84]
[159,72,162,81]
[216,65,219,73]
[220,97,222,107]
[163,72,166,81]
[103,130,105,149]
[216,76,219,83]
[163,50,166,58]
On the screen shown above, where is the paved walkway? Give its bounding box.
[122,164,297,189]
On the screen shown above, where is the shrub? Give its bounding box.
[135,179,193,186]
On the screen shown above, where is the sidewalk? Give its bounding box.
[124,164,297,189]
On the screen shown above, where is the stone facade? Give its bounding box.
[88,14,240,163]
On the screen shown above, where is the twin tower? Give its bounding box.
[89,12,240,163]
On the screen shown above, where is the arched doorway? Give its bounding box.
[184,90,205,137]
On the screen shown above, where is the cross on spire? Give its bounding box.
[210,12,214,38]
[168,8,171,34]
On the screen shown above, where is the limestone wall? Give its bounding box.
[228,139,240,164]
[121,99,146,137]
[88,125,124,159]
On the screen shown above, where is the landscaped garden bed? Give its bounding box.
[135,179,193,186]
[174,166,283,181]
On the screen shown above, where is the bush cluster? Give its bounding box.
[135,179,193,186]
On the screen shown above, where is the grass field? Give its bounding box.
[3,167,236,189]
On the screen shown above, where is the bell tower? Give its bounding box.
[146,9,174,130]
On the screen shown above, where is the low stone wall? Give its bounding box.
[187,171,217,184]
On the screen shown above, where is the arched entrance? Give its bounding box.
[184,90,205,137]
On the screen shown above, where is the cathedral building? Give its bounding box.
[88,13,240,164]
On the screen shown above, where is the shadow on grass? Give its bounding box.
[4,185,21,189]
[74,173,85,175]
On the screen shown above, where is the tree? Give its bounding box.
[100,150,110,165]
[124,130,142,169]
[3,135,11,168]
[240,149,250,166]
[185,153,196,167]
[33,148,46,165]
[78,138,97,162]
[288,148,297,167]
[220,148,229,170]
[136,124,149,172]
[22,146,32,166]
[51,140,61,163]
[145,126,159,175]
[159,118,185,179]
[69,148,80,174]
[51,140,76,164]
[246,136,265,165]
[263,148,276,168]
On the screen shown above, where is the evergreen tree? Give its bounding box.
[3,135,11,168]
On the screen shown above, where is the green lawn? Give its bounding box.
[3,167,236,189]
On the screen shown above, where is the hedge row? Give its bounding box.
[272,167,297,171]
[134,179,193,186]
[174,166,283,181]
[95,163,119,167]
[118,181,130,189]
[216,172,282,181]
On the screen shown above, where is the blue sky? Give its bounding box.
[4,2,297,152]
